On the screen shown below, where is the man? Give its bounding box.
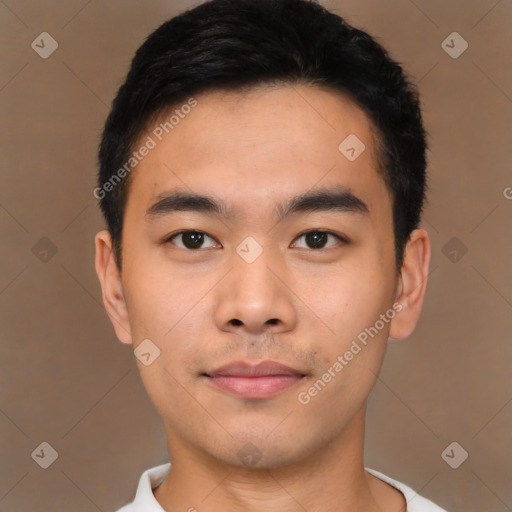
[94,0,447,510]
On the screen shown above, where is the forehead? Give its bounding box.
[124,84,390,222]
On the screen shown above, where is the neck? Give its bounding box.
[153,404,406,512]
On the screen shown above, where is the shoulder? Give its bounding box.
[115,505,133,512]
[114,463,171,512]
[365,467,449,512]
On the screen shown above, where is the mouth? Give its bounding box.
[202,360,307,399]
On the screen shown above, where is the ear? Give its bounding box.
[94,230,133,344]
[389,228,431,340]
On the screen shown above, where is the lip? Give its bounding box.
[204,360,306,399]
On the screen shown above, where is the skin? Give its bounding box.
[95,84,430,512]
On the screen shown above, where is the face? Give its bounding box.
[96,84,429,469]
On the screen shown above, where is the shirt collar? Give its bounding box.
[130,462,170,511]
[128,463,446,512]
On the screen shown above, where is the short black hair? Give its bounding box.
[97,0,428,271]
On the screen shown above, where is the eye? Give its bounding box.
[165,229,345,251]
[166,230,220,250]
[291,230,345,250]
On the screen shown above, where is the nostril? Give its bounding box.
[231,319,243,326]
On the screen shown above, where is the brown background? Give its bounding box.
[1,0,511,510]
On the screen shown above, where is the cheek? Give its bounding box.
[124,266,217,383]
[296,262,394,403]
[300,264,393,342]
[123,255,205,338]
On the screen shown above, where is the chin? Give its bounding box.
[212,428,316,470]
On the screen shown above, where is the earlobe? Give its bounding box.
[94,230,133,344]
[389,228,431,340]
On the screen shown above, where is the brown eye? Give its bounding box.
[167,231,219,250]
[292,230,343,250]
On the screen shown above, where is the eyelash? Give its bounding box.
[164,230,347,251]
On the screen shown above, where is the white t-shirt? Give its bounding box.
[116,463,448,511]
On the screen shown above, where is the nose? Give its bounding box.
[214,246,298,336]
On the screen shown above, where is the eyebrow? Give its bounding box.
[145,186,369,222]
